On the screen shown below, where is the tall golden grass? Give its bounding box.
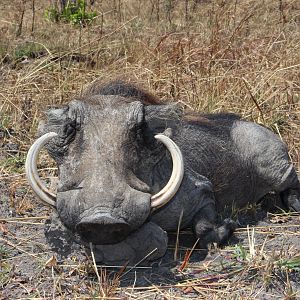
[1,1,299,171]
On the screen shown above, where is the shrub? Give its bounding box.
[44,0,97,26]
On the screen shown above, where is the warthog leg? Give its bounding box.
[192,203,237,249]
[281,188,300,212]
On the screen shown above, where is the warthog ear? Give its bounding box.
[38,103,83,162]
[143,104,182,146]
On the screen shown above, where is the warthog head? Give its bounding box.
[26,81,184,245]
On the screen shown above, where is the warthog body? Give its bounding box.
[27,81,300,264]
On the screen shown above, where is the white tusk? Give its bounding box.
[151,134,184,209]
[25,132,58,207]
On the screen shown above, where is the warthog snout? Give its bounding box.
[76,214,131,245]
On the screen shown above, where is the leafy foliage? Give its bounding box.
[44,0,97,26]
[233,244,250,261]
[277,257,300,272]
[14,42,44,60]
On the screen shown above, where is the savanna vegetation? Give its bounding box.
[0,0,300,299]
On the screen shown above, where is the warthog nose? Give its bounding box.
[76,215,130,245]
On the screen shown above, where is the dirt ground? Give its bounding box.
[1,178,300,299]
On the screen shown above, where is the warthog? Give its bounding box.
[26,81,300,264]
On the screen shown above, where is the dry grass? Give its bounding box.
[1,215,300,299]
[1,0,300,299]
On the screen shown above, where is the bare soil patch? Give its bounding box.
[1,179,300,299]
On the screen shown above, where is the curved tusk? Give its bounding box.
[25,132,58,207]
[151,134,184,209]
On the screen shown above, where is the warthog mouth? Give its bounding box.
[25,132,184,210]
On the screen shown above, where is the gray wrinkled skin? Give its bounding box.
[41,81,300,264]
[45,211,167,264]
